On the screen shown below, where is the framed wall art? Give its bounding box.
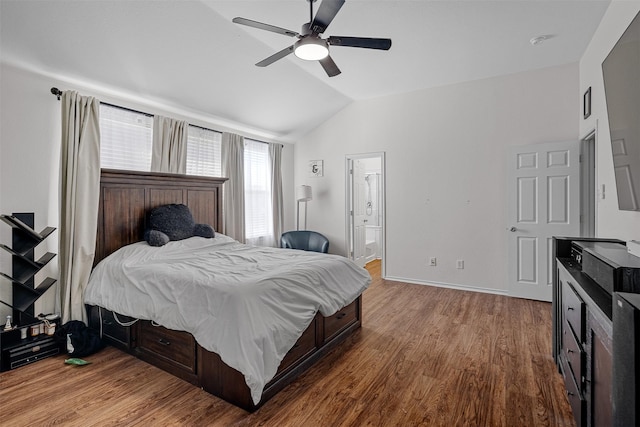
[309,160,323,177]
[583,87,591,119]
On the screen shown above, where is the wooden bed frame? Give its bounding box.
[88,169,363,411]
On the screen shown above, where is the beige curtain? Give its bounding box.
[59,91,101,323]
[151,115,188,173]
[221,132,245,242]
[269,143,284,247]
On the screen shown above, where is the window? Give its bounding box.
[98,103,278,245]
[99,104,152,171]
[186,126,222,177]
[244,139,273,245]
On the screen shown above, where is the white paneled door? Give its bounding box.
[508,141,580,301]
[351,159,367,267]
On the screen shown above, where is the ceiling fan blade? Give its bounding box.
[256,45,295,67]
[311,0,345,34]
[233,17,299,37]
[319,55,341,77]
[328,36,392,50]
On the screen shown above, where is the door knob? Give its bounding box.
[509,226,517,232]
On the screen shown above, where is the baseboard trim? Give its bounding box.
[382,275,508,296]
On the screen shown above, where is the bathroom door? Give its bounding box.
[349,159,367,267]
[507,141,580,301]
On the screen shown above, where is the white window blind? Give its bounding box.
[99,104,152,171]
[186,126,222,177]
[244,139,273,245]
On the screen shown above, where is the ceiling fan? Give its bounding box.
[232,0,392,77]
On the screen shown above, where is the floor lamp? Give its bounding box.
[296,185,313,230]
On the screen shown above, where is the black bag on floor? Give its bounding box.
[54,320,104,358]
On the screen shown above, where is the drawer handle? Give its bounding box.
[567,306,574,311]
[158,338,171,346]
[335,312,347,320]
[567,391,574,396]
[567,349,573,354]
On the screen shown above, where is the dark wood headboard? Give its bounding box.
[95,169,227,265]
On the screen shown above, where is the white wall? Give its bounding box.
[580,1,640,241]
[295,63,578,293]
[0,64,61,320]
[0,63,295,320]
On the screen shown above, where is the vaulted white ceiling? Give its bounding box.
[0,0,610,142]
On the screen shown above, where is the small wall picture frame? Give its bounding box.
[309,160,323,177]
[583,87,591,119]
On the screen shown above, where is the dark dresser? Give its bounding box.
[552,237,640,427]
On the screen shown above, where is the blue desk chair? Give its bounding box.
[280,231,329,253]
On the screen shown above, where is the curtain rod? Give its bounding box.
[245,137,284,149]
[101,101,153,118]
[49,87,283,147]
[51,88,152,117]
[183,123,284,148]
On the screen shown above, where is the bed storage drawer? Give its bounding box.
[276,318,317,375]
[88,306,135,350]
[324,299,359,342]
[137,322,196,374]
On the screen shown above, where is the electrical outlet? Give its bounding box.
[456,260,464,269]
[429,257,437,266]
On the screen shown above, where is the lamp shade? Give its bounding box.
[296,185,313,201]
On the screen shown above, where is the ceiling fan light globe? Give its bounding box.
[294,38,329,60]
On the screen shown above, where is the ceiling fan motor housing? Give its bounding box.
[301,22,313,36]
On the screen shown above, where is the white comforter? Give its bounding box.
[84,234,371,404]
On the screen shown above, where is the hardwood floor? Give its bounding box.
[0,259,575,426]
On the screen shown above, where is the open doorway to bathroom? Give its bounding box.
[345,152,386,277]
[581,130,596,237]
